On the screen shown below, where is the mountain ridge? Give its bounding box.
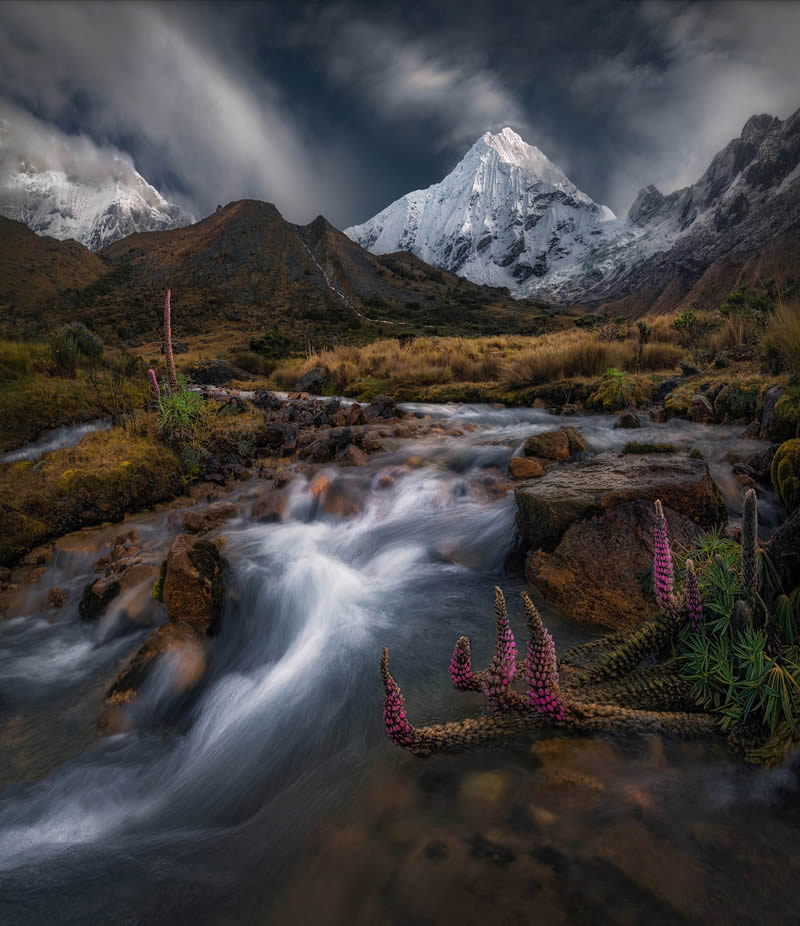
[346,109,800,308]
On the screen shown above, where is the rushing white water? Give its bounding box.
[0,419,111,464]
[0,402,783,924]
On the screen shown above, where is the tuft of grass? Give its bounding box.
[0,340,50,381]
[156,387,209,448]
[761,298,800,375]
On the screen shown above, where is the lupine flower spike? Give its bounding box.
[449,635,477,690]
[164,289,178,393]
[380,648,419,752]
[653,499,675,614]
[742,488,759,601]
[522,592,565,724]
[684,559,703,631]
[481,587,517,707]
[148,368,160,401]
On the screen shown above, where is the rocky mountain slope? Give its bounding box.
[0,215,108,324]
[0,200,545,343]
[347,110,800,309]
[0,124,194,250]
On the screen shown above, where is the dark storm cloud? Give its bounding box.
[0,0,798,227]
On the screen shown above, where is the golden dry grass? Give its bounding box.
[762,297,800,374]
[271,327,686,396]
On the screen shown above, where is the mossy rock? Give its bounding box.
[345,377,393,402]
[772,387,800,441]
[1,431,183,566]
[0,505,48,566]
[772,439,800,511]
[587,375,655,413]
[713,381,761,422]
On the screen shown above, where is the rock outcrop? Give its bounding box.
[526,501,703,630]
[515,452,726,552]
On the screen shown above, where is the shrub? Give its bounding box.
[156,388,208,448]
[47,323,104,378]
[249,330,292,358]
[672,310,712,357]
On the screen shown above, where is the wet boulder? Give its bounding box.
[295,366,330,395]
[527,501,703,630]
[521,426,586,463]
[100,622,207,733]
[515,451,726,552]
[522,429,569,461]
[509,456,545,479]
[162,534,226,634]
[364,395,398,422]
[615,408,641,429]
[79,574,121,620]
[689,394,715,423]
[251,489,288,523]
[181,501,237,534]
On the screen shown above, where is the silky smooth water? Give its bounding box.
[0,404,793,925]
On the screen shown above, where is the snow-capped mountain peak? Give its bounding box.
[0,123,194,250]
[477,127,581,196]
[345,127,617,290]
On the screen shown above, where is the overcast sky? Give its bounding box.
[1,0,798,227]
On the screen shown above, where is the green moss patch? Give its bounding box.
[772,438,800,511]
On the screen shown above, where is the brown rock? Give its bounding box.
[689,394,715,423]
[251,490,288,523]
[340,443,368,466]
[522,428,570,461]
[23,544,53,567]
[510,456,545,479]
[526,500,703,629]
[560,425,587,455]
[100,622,207,733]
[47,587,66,609]
[515,451,726,552]
[181,501,236,534]
[162,534,225,633]
[321,479,364,518]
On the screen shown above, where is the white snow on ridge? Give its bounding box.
[0,125,194,250]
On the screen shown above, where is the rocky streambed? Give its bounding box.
[0,395,797,925]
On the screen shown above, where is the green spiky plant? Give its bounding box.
[678,491,800,763]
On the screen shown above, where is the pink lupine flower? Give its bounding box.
[653,499,675,614]
[449,635,477,690]
[380,648,418,751]
[684,559,703,630]
[522,592,565,724]
[481,587,517,707]
[164,289,178,393]
[148,368,160,400]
